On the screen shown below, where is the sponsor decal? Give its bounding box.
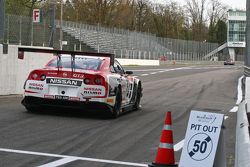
[46,78,82,86]
[28,83,44,91]
[69,97,80,101]
[63,72,68,77]
[84,87,102,95]
[48,72,58,75]
[81,86,105,97]
[73,74,84,78]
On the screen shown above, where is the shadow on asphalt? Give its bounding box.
[24,107,138,120]
[25,107,114,120]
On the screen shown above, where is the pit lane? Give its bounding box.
[0,65,242,167]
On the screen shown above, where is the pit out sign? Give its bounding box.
[33,9,42,23]
[179,110,224,167]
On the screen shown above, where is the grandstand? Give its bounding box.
[61,22,170,59]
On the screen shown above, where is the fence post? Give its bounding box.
[7,15,9,44]
[0,0,4,44]
[19,16,22,45]
[43,15,46,47]
[79,23,82,51]
[31,20,34,46]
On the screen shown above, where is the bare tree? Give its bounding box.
[208,0,227,26]
[185,0,207,41]
[207,0,227,42]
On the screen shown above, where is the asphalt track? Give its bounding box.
[0,65,243,167]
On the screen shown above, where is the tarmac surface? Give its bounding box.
[0,65,243,167]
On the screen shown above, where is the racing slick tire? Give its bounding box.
[134,83,142,110]
[111,87,122,118]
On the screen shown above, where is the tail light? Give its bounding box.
[28,71,46,81]
[40,74,46,81]
[94,77,103,85]
[84,78,91,84]
[83,76,105,85]
[32,73,38,80]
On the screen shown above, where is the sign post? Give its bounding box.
[33,9,42,23]
[179,110,224,167]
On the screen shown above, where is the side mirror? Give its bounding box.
[125,71,133,75]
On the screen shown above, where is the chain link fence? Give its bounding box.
[2,13,220,61]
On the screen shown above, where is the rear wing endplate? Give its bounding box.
[18,47,115,66]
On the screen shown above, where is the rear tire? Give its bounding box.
[25,106,37,112]
[111,88,122,118]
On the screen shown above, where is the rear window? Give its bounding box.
[48,55,103,70]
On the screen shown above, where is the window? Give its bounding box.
[48,55,102,70]
[113,60,124,74]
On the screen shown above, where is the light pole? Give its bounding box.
[59,0,63,50]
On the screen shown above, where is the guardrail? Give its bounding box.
[235,101,250,167]
[244,66,250,77]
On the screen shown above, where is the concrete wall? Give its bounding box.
[117,58,159,66]
[0,45,53,95]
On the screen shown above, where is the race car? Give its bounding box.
[224,58,235,65]
[19,48,142,118]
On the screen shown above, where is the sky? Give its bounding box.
[153,0,246,10]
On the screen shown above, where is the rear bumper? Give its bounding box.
[22,96,112,112]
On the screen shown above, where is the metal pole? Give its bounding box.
[246,0,250,70]
[19,16,22,45]
[60,0,63,50]
[49,1,56,48]
[0,0,5,43]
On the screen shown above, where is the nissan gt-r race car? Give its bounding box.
[19,48,142,118]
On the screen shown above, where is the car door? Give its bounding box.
[113,60,130,105]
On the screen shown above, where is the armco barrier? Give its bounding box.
[0,45,53,95]
[235,101,250,167]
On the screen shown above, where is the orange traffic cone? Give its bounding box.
[149,111,177,167]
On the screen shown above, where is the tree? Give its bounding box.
[207,0,227,43]
[185,0,208,41]
[5,0,42,16]
[215,19,227,44]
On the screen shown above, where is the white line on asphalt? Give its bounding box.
[236,76,244,105]
[131,69,173,72]
[174,140,184,151]
[229,76,243,113]
[150,72,157,75]
[141,74,149,76]
[38,157,79,167]
[159,71,165,73]
[0,148,148,167]
[230,106,239,113]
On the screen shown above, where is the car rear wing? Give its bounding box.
[18,47,115,66]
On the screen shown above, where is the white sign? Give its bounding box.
[227,41,246,48]
[62,41,68,45]
[179,110,224,167]
[33,9,42,23]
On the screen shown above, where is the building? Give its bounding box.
[227,10,246,61]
